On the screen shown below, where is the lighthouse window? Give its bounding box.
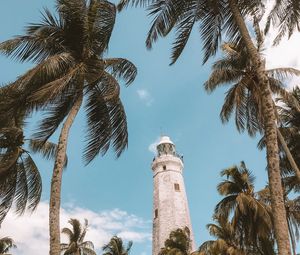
[174,183,180,191]
[163,165,166,170]
[154,209,158,218]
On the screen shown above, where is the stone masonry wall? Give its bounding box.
[152,155,195,255]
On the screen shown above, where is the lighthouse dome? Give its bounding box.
[157,136,174,146]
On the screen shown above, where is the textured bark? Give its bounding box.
[277,129,300,181]
[49,94,83,255]
[228,1,291,254]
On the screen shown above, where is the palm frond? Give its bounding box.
[105,58,137,85]
[117,0,154,11]
[0,9,64,62]
[170,4,197,65]
[87,0,116,54]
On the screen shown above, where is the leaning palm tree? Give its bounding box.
[159,227,192,255]
[0,237,16,255]
[102,236,132,255]
[60,218,96,255]
[117,1,292,253]
[0,1,137,254]
[215,162,273,252]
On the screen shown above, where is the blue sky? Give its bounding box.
[1,1,299,255]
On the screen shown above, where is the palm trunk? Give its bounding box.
[277,129,300,181]
[287,218,297,255]
[228,1,291,254]
[49,94,83,255]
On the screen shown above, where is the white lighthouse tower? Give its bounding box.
[151,136,195,255]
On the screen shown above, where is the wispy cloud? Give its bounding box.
[2,201,151,255]
[137,89,154,106]
[148,137,160,154]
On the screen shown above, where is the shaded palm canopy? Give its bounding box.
[204,39,300,137]
[0,0,137,162]
[0,236,16,255]
[60,218,96,255]
[199,216,249,255]
[258,185,300,255]
[212,162,274,254]
[102,236,132,255]
[0,0,137,253]
[275,88,300,175]
[0,85,62,225]
[159,227,192,255]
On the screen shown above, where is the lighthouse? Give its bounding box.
[151,136,195,255]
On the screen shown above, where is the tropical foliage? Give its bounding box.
[0,0,136,253]
[1,0,300,254]
[103,236,133,255]
[60,218,96,255]
[0,236,16,255]
[159,227,192,255]
[0,85,62,224]
[117,1,298,253]
[199,162,300,255]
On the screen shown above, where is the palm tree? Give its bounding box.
[0,85,61,225]
[266,0,300,45]
[0,1,137,254]
[276,88,300,176]
[199,216,247,255]
[60,218,96,255]
[0,237,16,255]
[198,215,275,255]
[102,236,132,255]
[215,162,273,253]
[159,227,192,255]
[117,1,292,253]
[204,39,300,181]
[258,186,300,255]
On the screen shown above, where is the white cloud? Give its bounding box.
[261,1,300,89]
[148,137,160,154]
[1,201,151,255]
[137,89,154,106]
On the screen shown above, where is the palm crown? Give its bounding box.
[204,39,300,137]
[102,236,133,255]
[0,0,137,162]
[159,227,192,255]
[60,218,96,255]
[0,236,16,255]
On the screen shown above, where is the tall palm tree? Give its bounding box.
[117,1,292,253]
[0,85,61,225]
[0,1,137,254]
[215,162,273,253]
[204,39,300,181]
[102,236,132,255]
[60,218,96,255]
[0,237,16,255]
[159,227,192,255]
